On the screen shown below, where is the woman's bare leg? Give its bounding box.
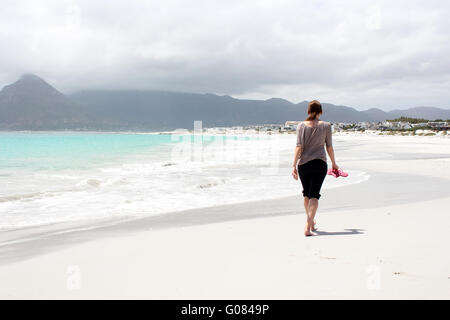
[308,198,319,231]
[304,197,318,232]
[303,197,310,215]
[303,197,313,236]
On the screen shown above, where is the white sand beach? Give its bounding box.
[0,134,449,299]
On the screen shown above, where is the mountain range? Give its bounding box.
[1,74,449,131]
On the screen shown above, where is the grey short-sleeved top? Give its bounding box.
[296,121,332,166]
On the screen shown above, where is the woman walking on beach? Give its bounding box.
[292,100,339,236]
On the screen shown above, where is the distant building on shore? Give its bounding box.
[284,121,301,130]
[427,121,449,129]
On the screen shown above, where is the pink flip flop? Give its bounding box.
[327,168,348,178]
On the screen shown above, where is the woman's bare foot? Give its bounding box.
[311,220,317,231]
[304,222,313,236]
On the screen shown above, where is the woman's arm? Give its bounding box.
[292,146,302,180]
[325,124,338,170]
[293,146,302,167]
[293,123,303,179]
[326,146,339,170]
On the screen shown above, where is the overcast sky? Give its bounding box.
[1,0,449,110]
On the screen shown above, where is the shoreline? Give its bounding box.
[1,157,449,265]
[0,165,369,247]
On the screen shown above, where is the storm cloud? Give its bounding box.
[1,0,449,110]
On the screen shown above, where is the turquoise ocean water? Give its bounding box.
[0,132,178,170]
